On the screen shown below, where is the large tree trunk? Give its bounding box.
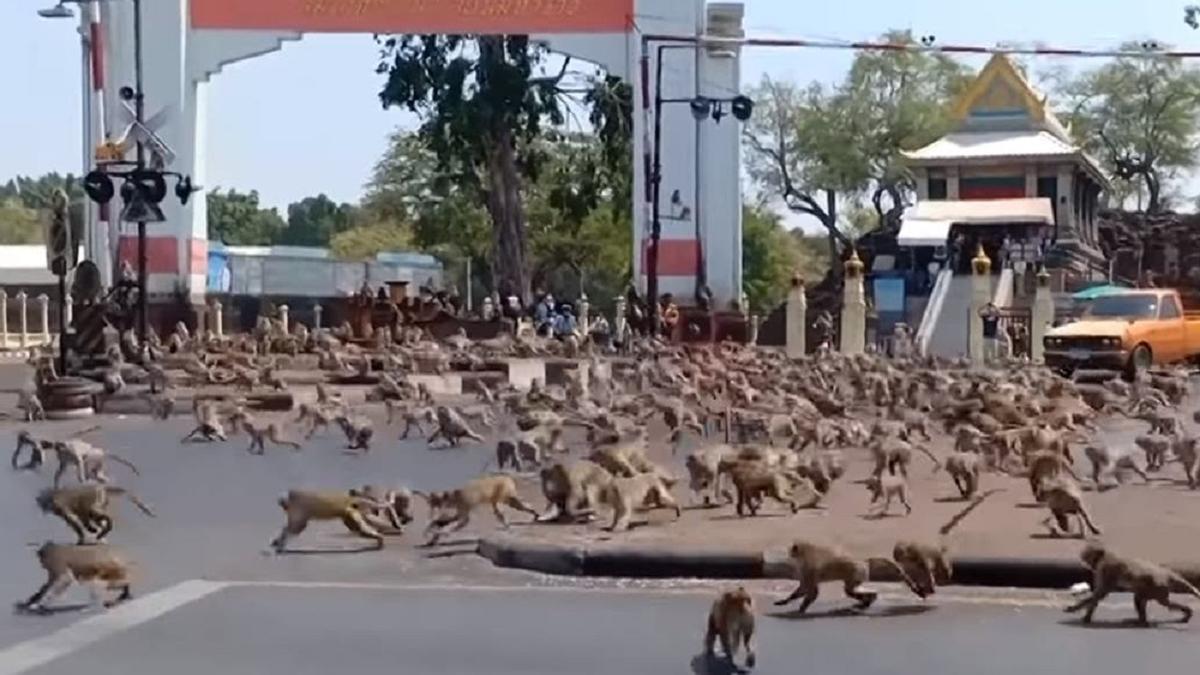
[484,123,530,304]
[1144,170,1162,214]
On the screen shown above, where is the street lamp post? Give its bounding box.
[640,40,752,336]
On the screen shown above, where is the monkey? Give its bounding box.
[726,461,819,516]
[868,437,940,478]
[596,472,681,532]
[17,390,45,422]
[1065,541,1200,625]
[1140,411,1179,437]
[426,406,485,448]
[13,432,139,487]
[244,419,302,454]
[773,541,926,614]
[891,489,1000,597]
[182,403,228,443]
[335,415,374,452]
[1018,450,1080,501]
[704,587,756,669]
[1082,443,1149,489]
[35,484,155,544]
[420,475,540,545]
[146,391,175,420]
[1039,478,1102,538]
[399,406,436,440]
[938,451,981,499]
[587,442,653,478]
[1172,434,1200,488]
[16,542,134,614]
[495,440,524,472]
[685,445,737,506]
[145,361,169,394]
[270,489,400,553]
[348,485,413,531]
[865,473,912,517]
[1134,434,1171,473]
[296,403,337,439]
[537,460,613,522]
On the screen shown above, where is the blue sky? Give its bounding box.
[0,0,1193,217]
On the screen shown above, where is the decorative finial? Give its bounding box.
[971,244,992,275]
[844,248,865,278]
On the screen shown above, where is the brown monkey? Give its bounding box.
[1020,450,1079,500]
[13,432,139,487]
[537,460,613,522]
[685,445,736,506]
[1039,478,1102,538]
[774,541,926,614]
[588,443,652,478]
[868,437,939,478]
[270,489,399,553]
[891,490,999,596]
[1065,542,1200,625]
[939,451,981,499]
[244,420,302,454]
[16,542,133,613]
[1134,434,1171,472]
[704,587,756,669]
[596,473,681,532]
[182,403,228,442]
[347,485,412,530]
[427,406,485,447]
[17,390,45,422]
[335,415,374,452]
[398,406,436,440]
[421,475,540,545]
[1082,444,1149,489]
[865,473,912,517]
[726,461,819,516]
[36,484,155,544]
[1171,434,1200,488]
[295,403,337,439]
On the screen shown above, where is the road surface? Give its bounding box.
[4,583,1194,675]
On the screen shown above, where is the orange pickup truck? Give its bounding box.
[1043,288,1200,377]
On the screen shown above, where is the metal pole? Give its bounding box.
[133,0,147,349]
[647,44,665,335]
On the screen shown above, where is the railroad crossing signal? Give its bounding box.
[113,101,177,168]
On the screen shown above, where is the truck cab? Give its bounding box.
[1043,289,1200,378]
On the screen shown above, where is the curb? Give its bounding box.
[477,536,1100,589]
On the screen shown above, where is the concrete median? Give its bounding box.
[478,536,1105,589]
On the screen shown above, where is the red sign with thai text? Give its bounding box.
[192,0,633,34]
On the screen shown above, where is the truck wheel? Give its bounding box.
[1126,344,1152,381]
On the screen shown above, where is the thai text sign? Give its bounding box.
[192,0,633,33]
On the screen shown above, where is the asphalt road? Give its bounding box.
[8,584,1196,675]
[0,406,509,649]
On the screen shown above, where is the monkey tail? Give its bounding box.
[916,446,942,470]
[866,557,925,597]
[106,453,141,476]
[107,488,157,517]
[938,488,1001,537]
[70,424,103,438]
[1168,572,1200,599]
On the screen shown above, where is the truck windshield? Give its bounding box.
[1084,293,1159,319]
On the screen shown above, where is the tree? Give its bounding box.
[377,35,578,302]
[330,221,412,260]
[0,197,44,244]
[206,189,285,245]
[745,31,969,272]
[741,205,805,312]
[1058,45,1200,213]
[280,194,358,247]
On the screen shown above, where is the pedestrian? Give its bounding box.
[979,302,1001,361]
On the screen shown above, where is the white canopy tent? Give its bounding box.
[897,198,1055,248]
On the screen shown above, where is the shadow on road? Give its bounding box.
[689,653,747,675]
[1059,617,1189,631]
[767,603,933,621]
[276,545,382,556]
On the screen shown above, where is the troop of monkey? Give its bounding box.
[11,323,1200,638]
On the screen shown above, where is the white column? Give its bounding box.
[211,300,223,338]
[785,275,806,358]
[1025,165,1037,198]
[969,246,992,364]
[749,314,761,345]
[577,294,590,333]
[64,294,74,327]
[840,251,866,355]
[313,303,323,330]
[0,290,9,350]
[278,304,290,333]
[16,291,28,349]
[1032,267,1054,364]
[614,296,627,341]
[37,294,50,342]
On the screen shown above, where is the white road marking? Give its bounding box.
[0,579,227,675]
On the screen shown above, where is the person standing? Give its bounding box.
[979,302,1001,361]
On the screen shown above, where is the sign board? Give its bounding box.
[191,0,634,34]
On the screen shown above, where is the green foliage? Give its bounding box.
[745,30,969,268]
[1058,44,1200,213]
[330,221,412,260]
[206,189,285,246]
[742,205,801,313]
[0,197,44,244]
[280,194,359,247]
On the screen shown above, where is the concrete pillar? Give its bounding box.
[614,296,627,342]
[211,300,224,338]
[16,291,28,349]
[1024,165,1037,198]
[578,294,590,334]
[0,290,8,349]
[313,303,323,331]
[969,245,992,364]
[839,250,866,355]
[64,294,73,328]
[278,304,290,333]
[947,166,961,200]
[37,294,50,342]
[481,296,494,321]
[1032,266,1054,364]
[786,274,806,358]
[750,314,761,345]
[914,168,929,200]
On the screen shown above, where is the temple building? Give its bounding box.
[899,54,1110,279]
